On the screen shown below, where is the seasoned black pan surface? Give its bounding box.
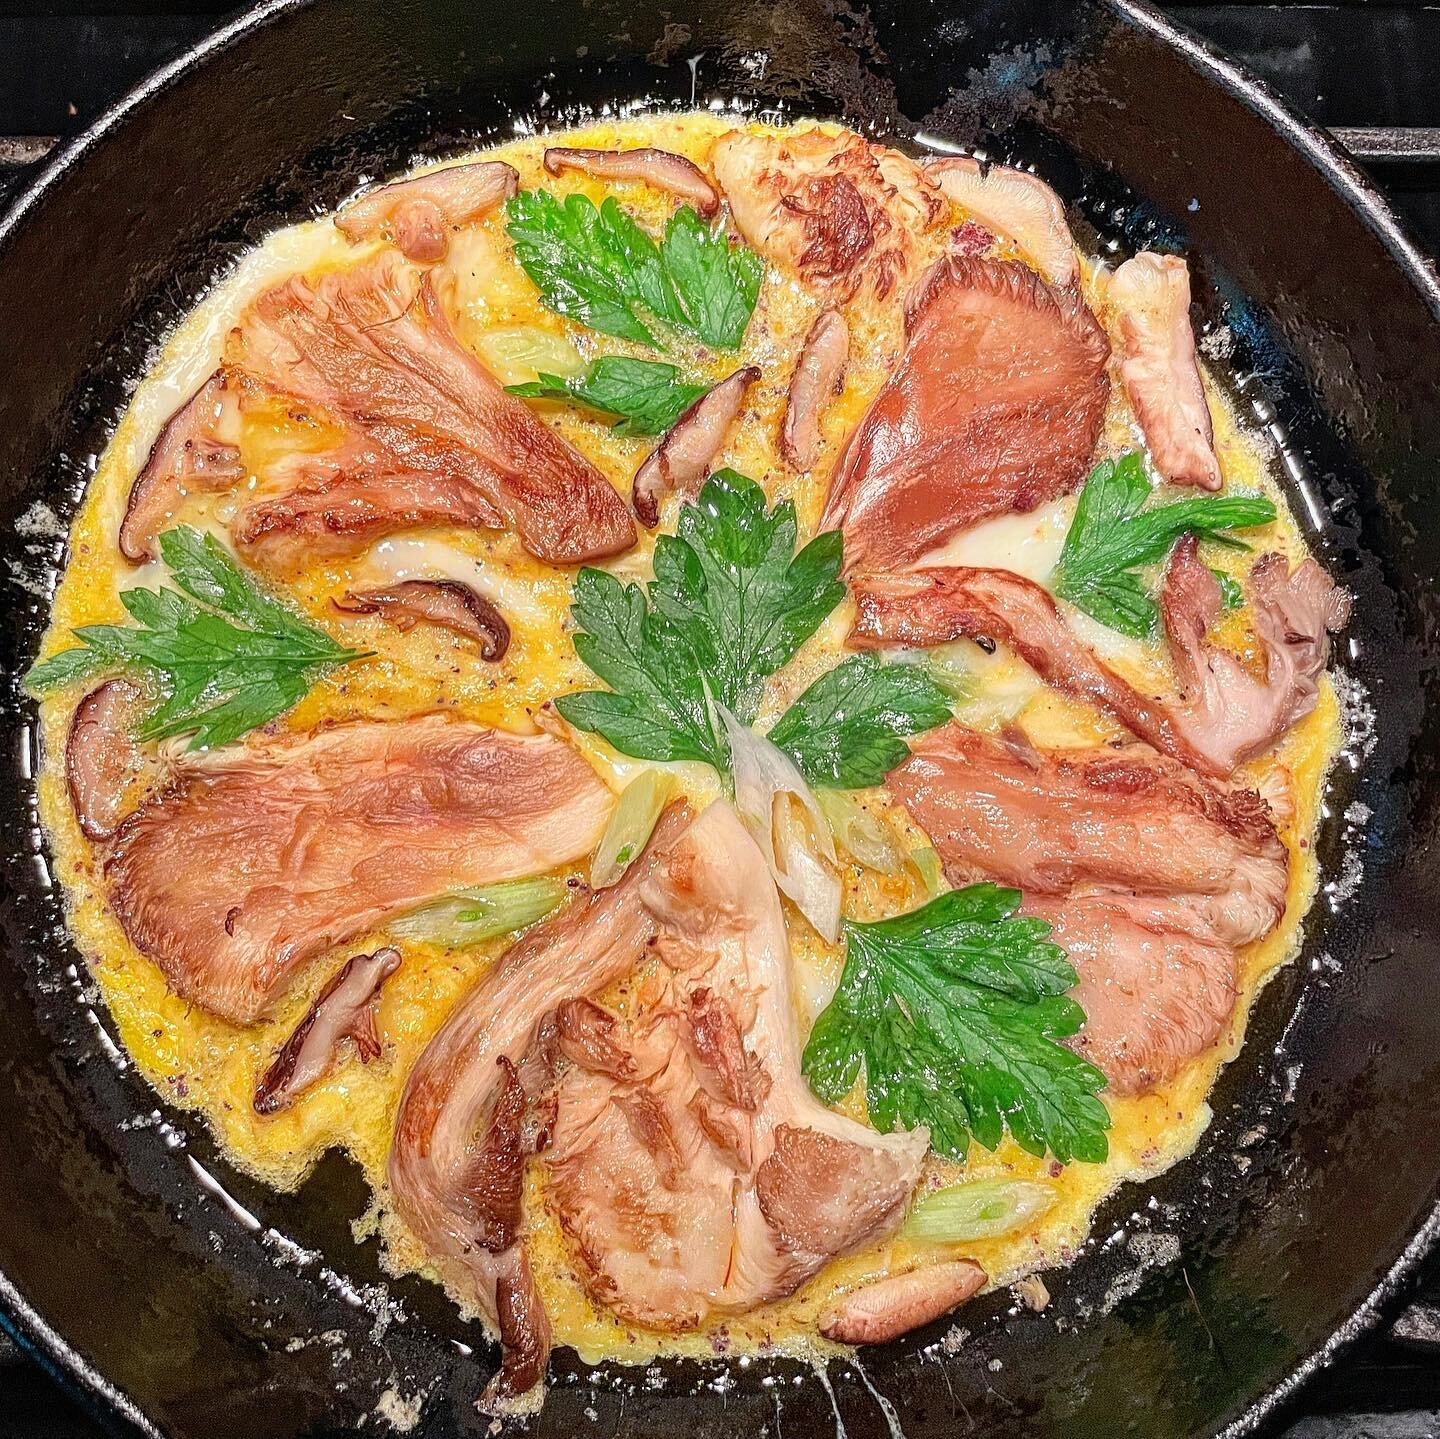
[0,2,1437,1435]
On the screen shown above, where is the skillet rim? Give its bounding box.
[1,0,1437,1434]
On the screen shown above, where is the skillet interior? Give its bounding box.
[0,1,1438,1435]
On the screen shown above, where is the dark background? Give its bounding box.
[1,3,1438,1436]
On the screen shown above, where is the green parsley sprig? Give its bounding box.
[505,191,763,352]
[802,885,1111,1164]
[555,470,951,784]
[24,527,366,750]
[769,655,954,790]
[1051,451,1276,637]
[506,356,709,436]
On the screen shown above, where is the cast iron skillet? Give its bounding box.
[1,1,1438,1435]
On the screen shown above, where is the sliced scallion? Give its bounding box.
[903,1178,1057,1245]
[388,876,567,948]
[815,788,905,874]
[590,769,677,890]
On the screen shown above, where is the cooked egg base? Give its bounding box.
[33,112,1342,1369]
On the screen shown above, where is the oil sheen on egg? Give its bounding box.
[32,112,1342,1369]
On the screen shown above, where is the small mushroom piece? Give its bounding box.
[66,678,147,841]
[632,366,760,527]
[819,1259,987,1344]
[926,156,1078,288]
[551,997,636,1080]
[781,309,848,471]
[542,147,720,216]
[253,947,402,1115]
[120,371,243,563]
[335,161,520,263]
[1013,1273,1051,1312]
[334,579,511,661]
[1108,252,1221,490]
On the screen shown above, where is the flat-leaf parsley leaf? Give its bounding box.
[505,190,762,352]
[24,527,367,751]
[802,885,1111,1164]
[556,470,845,775]
[506,356,708,436]
[768,654,953,789]
[1050,451,1275,637]
[648,469,845,724]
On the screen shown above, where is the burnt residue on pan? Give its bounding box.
[0,1,1437,1437]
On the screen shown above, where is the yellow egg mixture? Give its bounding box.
[31,112,1341,1368]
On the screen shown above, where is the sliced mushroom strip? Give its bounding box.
[388,804,691,1400]
[104,715,614,1023]
[781,309,848,471]
[119,371,244,563]
[632,366,759,527]
[821,256,1109,572]
[227,255,637,571]
[335,579,510,660]
[1109,252,1221,489]
[335,160,519,263]
[253,946,402,1114]
[926,156,1078,288]
[67,678,149,841]
[850,552,1349,778]
[542,147,719,216]
[819,1260,987,1344]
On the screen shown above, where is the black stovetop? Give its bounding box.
[2,5,1439,1437]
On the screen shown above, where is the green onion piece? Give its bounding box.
[909,845,947,897]
[590,769,677,889]
[903,1178,1057,1244]
[389,876,566,948]
[472,324,584,385]
[908,640,1039,732]
[814,788,905,874]
[921,644,978,703]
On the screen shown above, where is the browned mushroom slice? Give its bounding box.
[335,161,519,263]
[542,147,719,216]
[228,256,636,568]
[890,723,1287,946]
[389,804,691,1400]
[105,715,614,1023]
[541,804,926,1334]
[253,946,402,1115]
[781,309,848,470]
[632,366,759,527]
[1160,533,1353,768]
[926,156,1078,288]
[334,579,510,660]
[712,129,945,302]
[820,256,1109,573]
[849,548,1350,779]
[1109,253,1221,490]
[66,678,148,841]
[1024,892,1240,1097]
[119,372,243,563]
[819,1260,987,1344]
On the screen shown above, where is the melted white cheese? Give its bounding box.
[918,497,1074,580]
